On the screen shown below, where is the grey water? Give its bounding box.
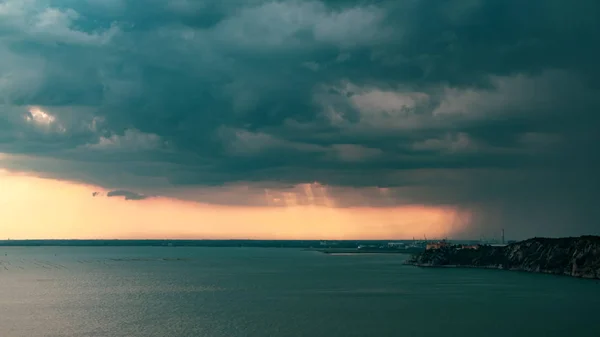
[1,247,599,337]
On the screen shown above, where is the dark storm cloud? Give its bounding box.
[1,0,599,237]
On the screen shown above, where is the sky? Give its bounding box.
[1,0,599,240]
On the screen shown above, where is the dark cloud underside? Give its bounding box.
[1,0,599,238]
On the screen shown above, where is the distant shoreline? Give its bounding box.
[306,248,422,255]
[0,239,420,249]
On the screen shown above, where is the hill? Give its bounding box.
[405,236,600,279]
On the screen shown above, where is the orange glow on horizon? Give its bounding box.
[0,169,469,240]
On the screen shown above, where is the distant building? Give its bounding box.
[459,244,480,250]
[426,241,448,250]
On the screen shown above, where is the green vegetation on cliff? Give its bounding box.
[406,236,600,279]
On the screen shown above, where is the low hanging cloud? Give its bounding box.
[92,190,149,201]
[1,0,600,238]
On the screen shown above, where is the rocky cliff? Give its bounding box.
[406,236,600,279]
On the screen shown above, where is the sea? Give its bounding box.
[1,247,599,337]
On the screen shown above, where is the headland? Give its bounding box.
[405,236,600,279]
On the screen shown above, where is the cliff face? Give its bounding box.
[406,236,600,279]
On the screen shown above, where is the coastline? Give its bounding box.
[306,248,424,255]
[404,236,600,280]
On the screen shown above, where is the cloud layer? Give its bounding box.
[1,0,599,238]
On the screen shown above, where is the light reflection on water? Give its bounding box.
[1,247,599,337]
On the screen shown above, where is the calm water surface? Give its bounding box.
[1,247,599,337]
